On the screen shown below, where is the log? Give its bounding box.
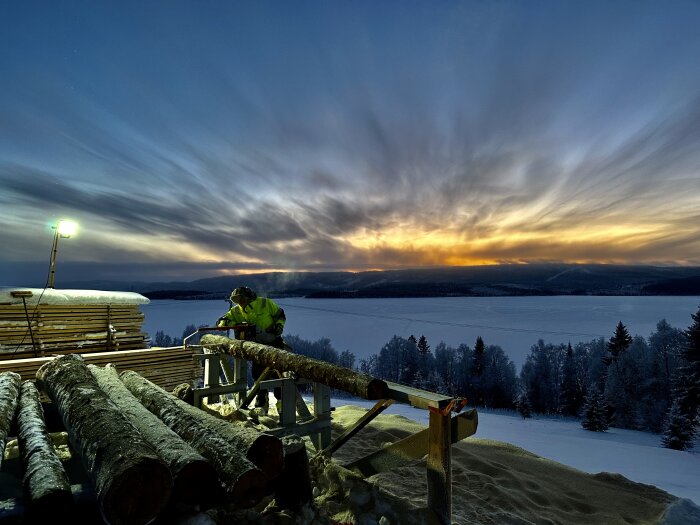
[200,334,389,400]
[36,354,172,525]
[274,435,313,512]
[119,370,272,508]
[16,381,73,519]
[0,371,21,470]
[89,364,219,507]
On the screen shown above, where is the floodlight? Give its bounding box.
[57,219,78,237]
[49,219,78,288]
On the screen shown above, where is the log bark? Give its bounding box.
[16,380,73,519]
[35,354,172,525]
[0,371,21,470]
[89,364,219,507]
[120,370,274,508]
[274,435,313,512]
[200,334,389,400]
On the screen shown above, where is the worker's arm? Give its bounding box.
[266,301,286,335]
[217,307,242,327]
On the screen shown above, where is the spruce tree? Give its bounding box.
[417,335,431,356]
[607,321,633,365]
[662,399,694,450]
[473,336,485,376]
[581,387,609,432]
[560,342,583,416]
[678,305,700,426]
[471,336,485,406]
[517,393,533,419]
[663,304,700,448]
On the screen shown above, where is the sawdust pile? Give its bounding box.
[200,403,699,525]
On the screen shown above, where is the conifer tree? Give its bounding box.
[517,393,533,419]
[662,305,700,448]
[581,386,609,432]
[471,336,485,405]
[473,336,485,376]
[678,305,700,426]
[560,342,583,416]
[662,399,694,450]
[417,335,431,356]
[606,321,633,365]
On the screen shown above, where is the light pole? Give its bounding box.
[48,219,77,288]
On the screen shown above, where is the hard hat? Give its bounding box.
[231,286,256,303]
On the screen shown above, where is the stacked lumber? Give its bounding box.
[0,303,148,358]
[0,347,202,392]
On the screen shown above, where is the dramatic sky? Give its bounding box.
[2,1,700,284]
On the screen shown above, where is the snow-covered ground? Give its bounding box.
[329,397,700,505]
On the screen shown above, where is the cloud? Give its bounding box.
[1,2,700,280]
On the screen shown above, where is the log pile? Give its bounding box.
[120,370,283,507]
[37,354,173,525]
[16,380,73,519]
[0,303,148,359]
[89,364,219,507]
[0,371,21,469]
[0,347,201,392]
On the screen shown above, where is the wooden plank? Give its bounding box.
[0,347,200,391]
[345,409,477,477]
[385,380,460,410]
[427,410,452,525]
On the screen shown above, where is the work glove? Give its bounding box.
[266,325,283,336]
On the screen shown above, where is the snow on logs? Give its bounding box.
[0,371,21,470]
[200,334,390,400]
[36,354,173,525]
[88,363,219,507]
[120,370,281,507]
[16,380,73,518]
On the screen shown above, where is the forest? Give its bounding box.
[153,304,700,451]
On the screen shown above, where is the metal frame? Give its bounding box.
[190,337,477,524]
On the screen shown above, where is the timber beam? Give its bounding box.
[344,408,478,478]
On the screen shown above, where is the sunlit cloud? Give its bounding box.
[1,1,699,283]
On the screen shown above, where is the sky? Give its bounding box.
[1,1,700,285]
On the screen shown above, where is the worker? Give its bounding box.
[217,286,286,415]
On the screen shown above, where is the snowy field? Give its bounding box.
[328,397,700,505]
[142,296,700,367]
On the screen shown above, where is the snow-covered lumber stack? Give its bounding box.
[0,288,150,359]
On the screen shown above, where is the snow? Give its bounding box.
[0,287,150,305]
[328,397,700,505]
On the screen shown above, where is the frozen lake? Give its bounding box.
[141,296,700,367]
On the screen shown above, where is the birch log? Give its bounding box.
[16,380,73,518]
[0,371,21,470]
[89,364,219,507]
[120,370,272,508]
[200,334,389,400]
[36,354,172,525]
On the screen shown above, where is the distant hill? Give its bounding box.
[61,264,700,299]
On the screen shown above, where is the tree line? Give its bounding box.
[153,305,700,450]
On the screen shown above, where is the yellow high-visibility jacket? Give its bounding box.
[217,297,286,344]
